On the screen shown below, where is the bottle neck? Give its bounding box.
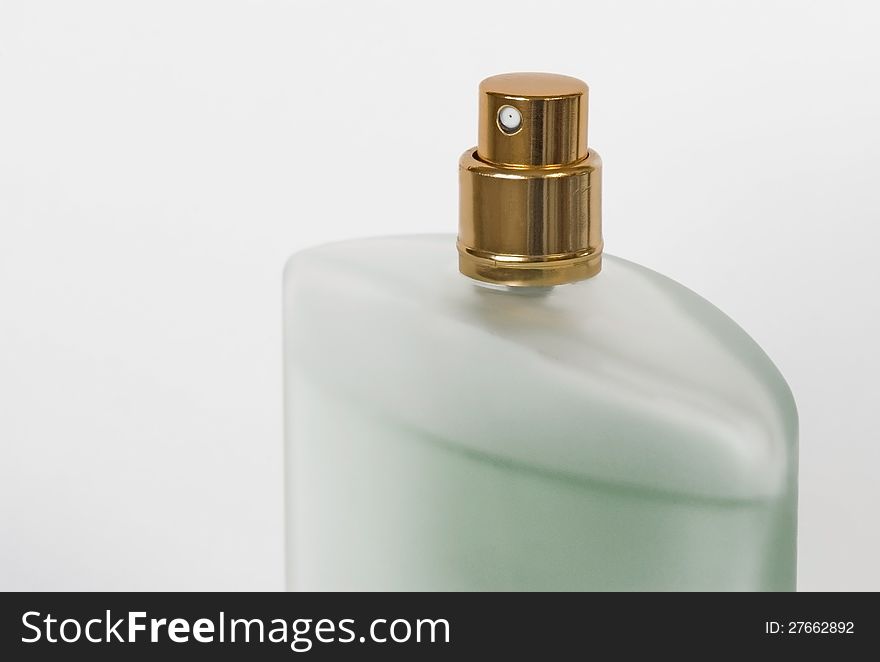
[469,278,555,298]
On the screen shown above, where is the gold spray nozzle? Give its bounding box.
[477,72,588,167]
[458,73,603,287]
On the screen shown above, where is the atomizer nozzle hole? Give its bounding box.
[497,105,522,134]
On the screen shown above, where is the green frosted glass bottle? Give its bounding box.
[283,73,798,591]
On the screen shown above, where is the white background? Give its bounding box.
[1,1,878,591]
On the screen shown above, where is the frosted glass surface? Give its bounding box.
[283,235,798,591]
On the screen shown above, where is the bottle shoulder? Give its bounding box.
[284,234,797,501]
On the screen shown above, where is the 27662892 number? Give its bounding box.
[765,621,854,634]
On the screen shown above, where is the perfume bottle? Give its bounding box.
[283,73,798,591]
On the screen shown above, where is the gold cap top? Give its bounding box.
[458,73,603,287]
[478,73,588,167]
